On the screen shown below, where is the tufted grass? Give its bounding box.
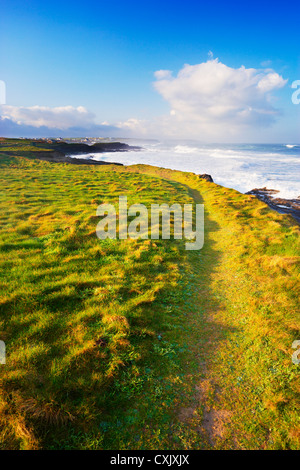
[0,143,299,450]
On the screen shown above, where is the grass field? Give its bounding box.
[0,141,299,449]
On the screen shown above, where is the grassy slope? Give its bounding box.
[0,150,299,450]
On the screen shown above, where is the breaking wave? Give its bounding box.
[70,140,300,199]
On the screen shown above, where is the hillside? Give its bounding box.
[0,144,299,450]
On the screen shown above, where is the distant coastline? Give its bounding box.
[0,137,142,166]
[1,137,299,224]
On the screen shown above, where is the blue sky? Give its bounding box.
[0,0,299,141]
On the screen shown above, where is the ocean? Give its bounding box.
[70,140,300,199]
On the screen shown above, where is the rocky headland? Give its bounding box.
[29,140,142,165]
[246,187,300,224]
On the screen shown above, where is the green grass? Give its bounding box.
[0,143,299,450]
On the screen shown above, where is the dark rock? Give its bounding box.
[90,142,141,152]
[197,174,214,182]
[246,188,300,224]
[31,150,124,166]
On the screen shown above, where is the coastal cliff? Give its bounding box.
[246,187,300,224]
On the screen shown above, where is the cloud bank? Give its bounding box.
[0,105,121,138]
[1,105,96,129]
[0,59,288,140]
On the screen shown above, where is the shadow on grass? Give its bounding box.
[0,169,239,450]
[81,185,240,450]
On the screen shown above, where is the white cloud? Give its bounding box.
[0,105,96,129]
[257,72,286,92]
[261,59,272,67]
[141,58,288,139]
[154,70,173,80]
[117,117,148,135]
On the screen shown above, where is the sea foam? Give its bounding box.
[70,141,300,199]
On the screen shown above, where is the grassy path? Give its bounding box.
[125,165,300,450]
